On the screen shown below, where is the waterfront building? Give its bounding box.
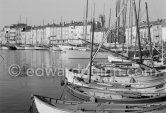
[94,27,106,44]
[162,21,166,42]
[68,21,91,45]
[0,29,7,44]
[125,19,166,46]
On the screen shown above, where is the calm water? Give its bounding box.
[0,50,166,113]
[0,50,90,113]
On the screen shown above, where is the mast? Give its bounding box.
[60,16,63,45]
[129,0,133,46]
[31,26,33,45]
[84,0,88,41]
[42,20,44,45]
[89,2,96,83]
[115,4,117,49]
[122,0,127,56]
[145,1,154,67]
[36,26,38,45]
[89,18,95,83]
[108,8,111,28]
[17,20,20,44]
[133,0,143,64]
[24,17,27,46]
[53,20,55,45]
[115,0,121,49]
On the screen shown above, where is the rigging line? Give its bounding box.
[0,54,4,64]
[59,85,66,100]
[81,0,129,77]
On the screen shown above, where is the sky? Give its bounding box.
[0,0,166,29]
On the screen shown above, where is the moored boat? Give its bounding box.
[34,46,48,50]
[1,46,8,50]
[15,45,25,50]
[50,45,61,51]
[33,94,166,113]
[66,83,166,104]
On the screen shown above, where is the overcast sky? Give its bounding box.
[0,0,166,29]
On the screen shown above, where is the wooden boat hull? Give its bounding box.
[8,45,17,50]
[33,95,166,113]
[34,95,72,113]
[66,84,166,104]
[65,68,166,86]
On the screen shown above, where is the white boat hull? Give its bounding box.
[50,46,61,51]
[108,55,131,63]
[15,46,25,50]
[1,46,8,50]
[65,69,166,93]
[34,96,71,113]
[58,45,73,51]
[24,46,35,50]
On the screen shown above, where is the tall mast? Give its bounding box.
[42,19,44,45]
[36,27,38,45]
[115,4,117,48]
[115,0,121,49]
[31,26,33,45]
[102,4,105,41]
[89,17,95,83]
[133,0,142,64]
[53,20,55,45]
[145,1,154,67]
[129,0,133,45]
[122,0,127,52]
[89,2,96,83]
[60,16,63,45]
[108,8,111,28]
[84,0,88,41]
[25,17,27,45]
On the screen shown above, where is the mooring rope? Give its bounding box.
[28,96,34,113]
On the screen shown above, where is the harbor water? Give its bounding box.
[0,50,166,113]
[0,50,90,113]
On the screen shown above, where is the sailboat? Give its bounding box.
[63,0,166,106]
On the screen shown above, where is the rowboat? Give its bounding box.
[33,95,166,113]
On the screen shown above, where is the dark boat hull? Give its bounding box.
[8,45,17,50]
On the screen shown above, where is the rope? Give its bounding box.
[59,83,67,100]
[0,54,4,64]
[28,96,34,113]
[81,0,129,77]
